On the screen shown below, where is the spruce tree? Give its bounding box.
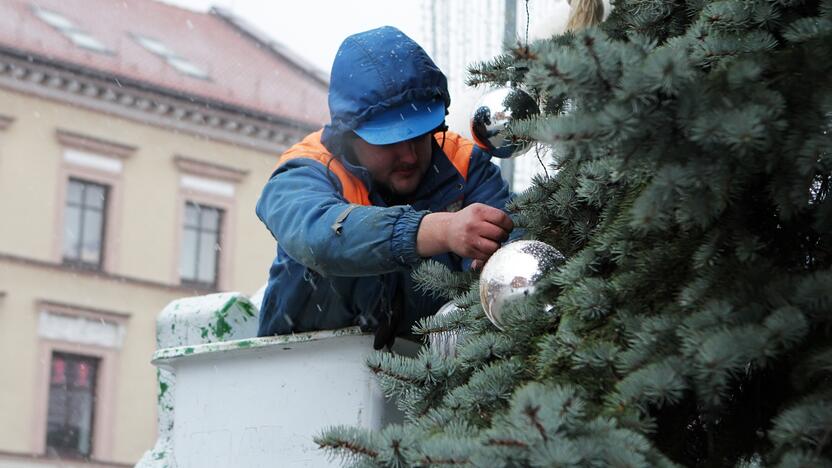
[317,0,832,465]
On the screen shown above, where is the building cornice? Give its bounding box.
[0,47,318,155]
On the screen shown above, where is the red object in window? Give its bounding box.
[51,357,66,385]
[75,361,90,388]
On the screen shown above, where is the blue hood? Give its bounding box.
[321,26,450,156]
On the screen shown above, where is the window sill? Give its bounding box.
[61,259,104,272]
[0,449,133,467]
[0,252,219,294]
[180,280,219,291]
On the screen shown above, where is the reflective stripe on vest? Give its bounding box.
[274,129,473,206]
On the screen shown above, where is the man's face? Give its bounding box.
[350,133,433,198]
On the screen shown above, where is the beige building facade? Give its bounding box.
[0,1,328,465]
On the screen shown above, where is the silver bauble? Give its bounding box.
[479,240,565,330]
[470,86,539,159]
[428,301,464,358]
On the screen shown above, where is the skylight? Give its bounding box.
[166,57,209,79]
[64,30,109,52]
[34,8,73,29]
[132,34,209,80]
[32,6,111,54]
[134,35,175,57]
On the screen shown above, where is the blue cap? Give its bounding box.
[353,98,446,145]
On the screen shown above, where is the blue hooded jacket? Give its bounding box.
[255,26,511,337]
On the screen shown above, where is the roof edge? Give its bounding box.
[210,7,330,87]
[0,49,315,154]
[0,45,316,130]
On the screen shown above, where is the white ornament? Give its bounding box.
[429,301,464,358]
[470,86,539,159]
[479,240,564,329]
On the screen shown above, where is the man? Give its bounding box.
[256,26,513,348]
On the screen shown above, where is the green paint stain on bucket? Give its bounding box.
[220,297,236,314]
[237,340,253,348]
[184,347,194,354]
[210,309,233,339]
[239,301,256,318]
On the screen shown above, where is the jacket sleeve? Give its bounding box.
[256,160,429,277]
[463,146,512,212]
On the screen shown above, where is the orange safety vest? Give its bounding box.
[275,130,473,206]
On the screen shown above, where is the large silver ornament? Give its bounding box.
[479,240,565,329]
[428,301,464,358]
[470,86,539,159]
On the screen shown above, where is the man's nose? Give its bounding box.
[394,139,418,164]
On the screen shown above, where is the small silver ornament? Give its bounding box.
[470,86,540,159]
[428,301,464,358]
[479,240,565,329]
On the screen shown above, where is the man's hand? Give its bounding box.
[416,203,513,262]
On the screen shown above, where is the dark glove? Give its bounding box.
[373,285,404,351]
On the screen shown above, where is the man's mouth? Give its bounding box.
[393,166,417,176]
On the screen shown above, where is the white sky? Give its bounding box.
[162,0,426,73]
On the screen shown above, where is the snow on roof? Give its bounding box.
[0,0,329,127]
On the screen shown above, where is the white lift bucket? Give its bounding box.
[137,292,414,468]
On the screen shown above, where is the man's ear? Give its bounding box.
[432,122,449,151]
[342,132,359,164]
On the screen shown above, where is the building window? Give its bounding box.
[175,155,245,291]
[62,178,108,268]
[46,352,99,459]
[180,201,222,288]
[35,303,126,460]
[54,131,134,273]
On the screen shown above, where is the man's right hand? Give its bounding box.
[416,203,513,263]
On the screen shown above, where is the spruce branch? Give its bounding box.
[455,333,514,369]
[413,301,469,337]
[782,16,832,43]
[769,396,832,454]
[315,426,379,462]
[578,30,614,93]
[412,260,476,300]
[322,1,832,465]
[485,438,528,448]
